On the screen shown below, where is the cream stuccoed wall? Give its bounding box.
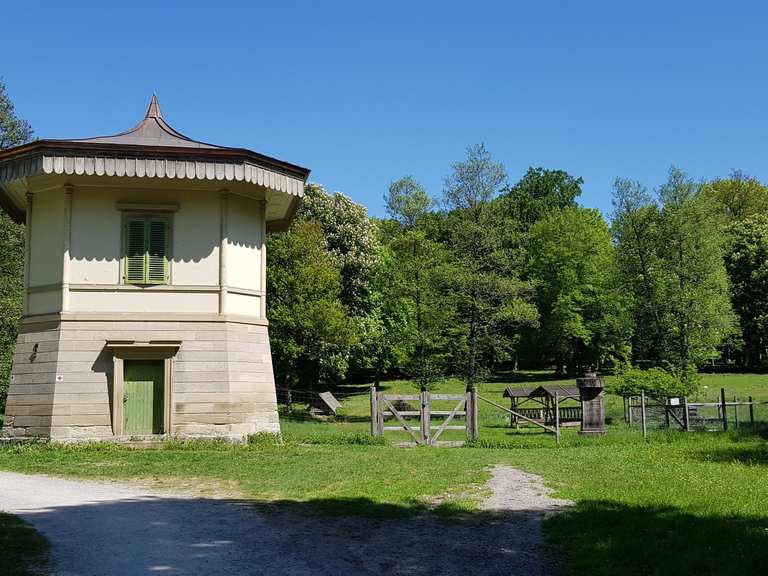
[227,193,263,292]
[27,189,65,315]
[27,184,265,317]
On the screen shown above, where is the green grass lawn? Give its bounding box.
[1,371,767,575]
[0,513,49,576]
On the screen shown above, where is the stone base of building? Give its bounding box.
[3,314,281,441]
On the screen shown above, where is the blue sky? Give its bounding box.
[3,1,767,218]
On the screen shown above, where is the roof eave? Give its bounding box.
[0,139,310,182]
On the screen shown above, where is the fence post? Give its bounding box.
[555,392,561,445]
[467,387,478,442]
[640,390,647,440]
[683,396,690,432]
[628,396,633,425]
[420,390,430,445]
[734,395,740,429]
[664,397,670,429]
[370,387,379,437]
[720,388,728,432]
[623,396,627,424]
[749,395,755,425]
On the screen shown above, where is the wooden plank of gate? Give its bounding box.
[384,394,420,401]
[431,394,466,400]
[381,395,422,444]
[431,397,467,443]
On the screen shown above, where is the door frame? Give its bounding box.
[106,341,180,436]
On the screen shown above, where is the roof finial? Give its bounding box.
[145,94,162,119]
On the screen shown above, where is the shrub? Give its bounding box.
[609,363,700,398]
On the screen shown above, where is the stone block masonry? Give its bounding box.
[4,316,280,440]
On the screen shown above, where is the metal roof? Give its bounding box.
[530,385,581,398]
[0,96,310,228]
[503,385,580,399]
[73,95,221,149]
[0,95,310,180]
[503,387,536,398]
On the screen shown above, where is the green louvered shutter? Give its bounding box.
[146,218,169,284]
[123,216,169,284]
[125,218,147,283]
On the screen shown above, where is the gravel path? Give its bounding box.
[0,466,569,576]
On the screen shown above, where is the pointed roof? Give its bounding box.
[73,95,222,149]
[0,95,310,229]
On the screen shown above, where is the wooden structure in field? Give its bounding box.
[309,392,342,416]
[503,385,582,427]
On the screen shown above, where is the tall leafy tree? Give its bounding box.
[381,177,450,389]
[613,168,736,369]
[442,144,538,387]
[297,184,379,316]
[724,215,768,367]
[0,81,32,413]
[529,207,630,374]
[612,178,665,363]
[502,166,583,229]
[656,168,735,367]
[699,170,768,221]
[267,221,356,393]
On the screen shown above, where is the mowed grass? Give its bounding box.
[0,371,766,575]
[0,513,49,576]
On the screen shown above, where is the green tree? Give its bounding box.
[612,178,665,363]
[613,168,736,369]
[529,207,630,374]
[442,144,538,387]
[297,184,379,316]
[0,81,32,413]
[699,170,768,221]
[657,168,735,367]
[384,176,431,229]
[724,215,768,367]
[267,221,356,393]
[502,166,583,229]
[379,177,454,388]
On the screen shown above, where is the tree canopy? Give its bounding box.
[0,81,30,412]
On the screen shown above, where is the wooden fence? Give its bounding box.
[370,387,478,446]
[625,388,765,438]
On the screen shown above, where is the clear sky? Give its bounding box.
[3,1,767,218]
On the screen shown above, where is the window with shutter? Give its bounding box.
[123,216,170,285]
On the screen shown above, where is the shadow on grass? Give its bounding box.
[728,422,768,440]
[0,513,49,576]
[696,438,768,466]
[547,499,768,576]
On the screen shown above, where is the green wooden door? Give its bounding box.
[123,360,165,435]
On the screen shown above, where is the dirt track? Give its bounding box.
[0,466,569,575]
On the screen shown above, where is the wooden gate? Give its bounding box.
[370,388,478,446]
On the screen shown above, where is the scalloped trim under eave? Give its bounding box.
[0,154,305,197]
